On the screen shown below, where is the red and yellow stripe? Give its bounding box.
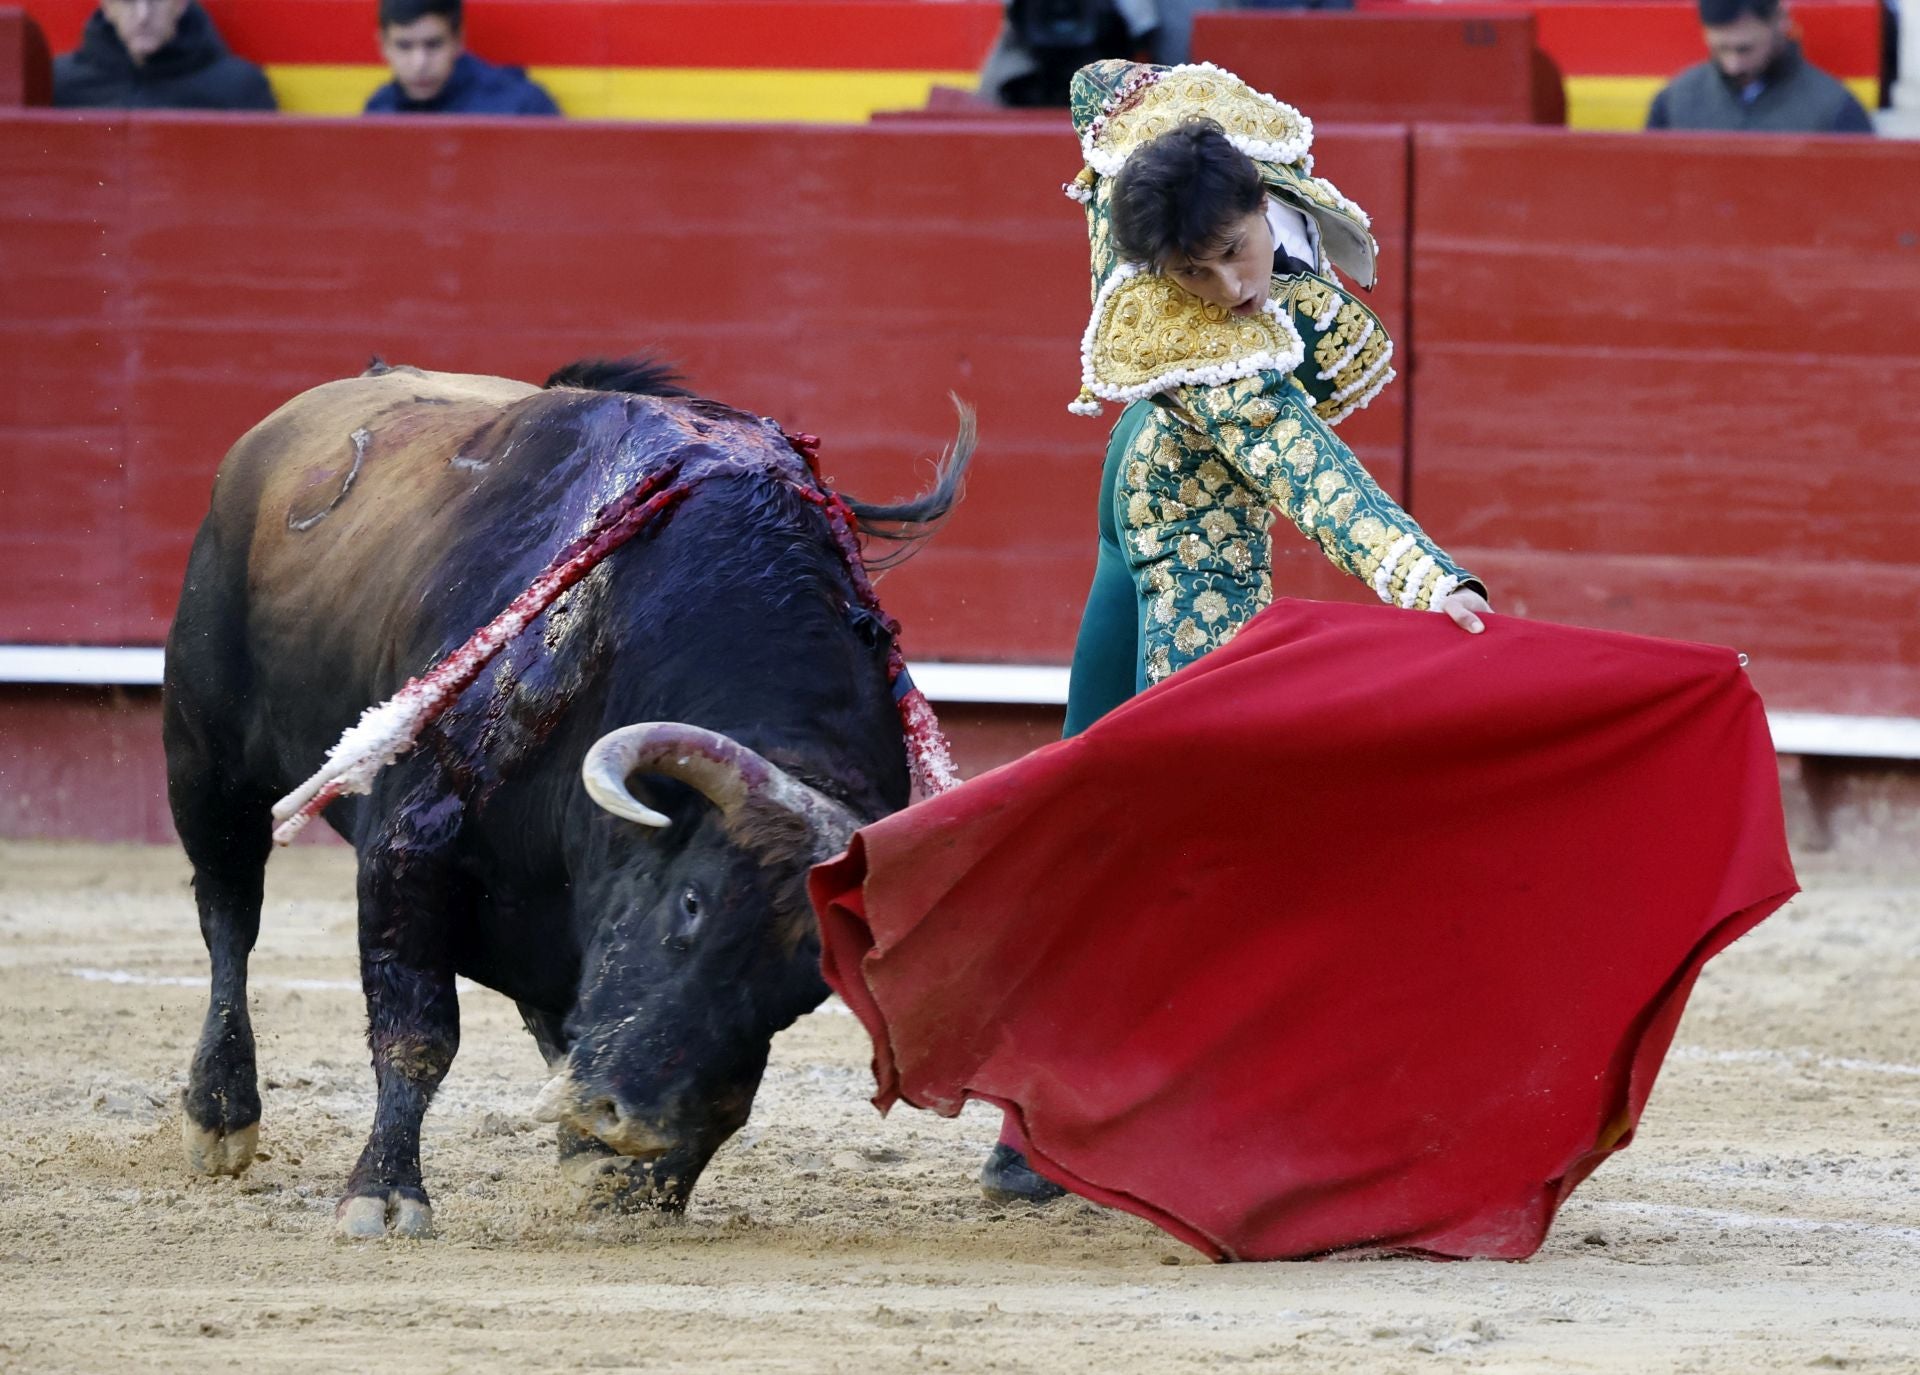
[22,0,1882,127]
[23,0,998,118]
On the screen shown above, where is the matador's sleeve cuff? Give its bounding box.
[1370,537,1486,613]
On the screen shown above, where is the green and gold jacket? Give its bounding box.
[1066,60,1485,682]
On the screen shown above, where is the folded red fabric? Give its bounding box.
[810,599,1797,1261]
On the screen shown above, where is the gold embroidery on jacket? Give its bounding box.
[1113,379,1478,683]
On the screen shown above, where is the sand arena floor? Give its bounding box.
[0,839,1915,1374]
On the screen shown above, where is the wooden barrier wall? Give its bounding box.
[1412,127,1920,717]
[0,7,49,106]
[5,114,1920,847]
[1191,11,1557,127]
[0,112,1408,661]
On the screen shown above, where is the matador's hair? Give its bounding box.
[1108,120,1265,270]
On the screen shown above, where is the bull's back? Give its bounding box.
[233,368,536,606]
[172,368,545,771]
[170,367,869,815]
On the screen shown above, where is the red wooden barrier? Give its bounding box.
[1411,126,1920,717]
[0,687,175,843]
[1191,10,1560,126]
[0,688,1062,843]
[0,110,1416,657]
[9,116,1920,844]
[0,7,51,106]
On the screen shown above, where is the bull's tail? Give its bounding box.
[842,398,975,570]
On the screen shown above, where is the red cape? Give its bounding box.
[810,600,1797,1261]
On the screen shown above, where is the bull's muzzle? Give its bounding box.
[530,1068,676,1159]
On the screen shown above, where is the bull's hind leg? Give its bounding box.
[165,518,280,1177]
[337,781,468,1240]
[166,728,275,1177]
[181,846,273,1174]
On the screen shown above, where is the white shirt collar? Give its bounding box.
[1265,196,1321,272]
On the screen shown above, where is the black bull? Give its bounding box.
[162,360,969,1237]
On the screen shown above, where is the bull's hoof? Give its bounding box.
[334,1190,434,1240]
[182,1116,259,1177]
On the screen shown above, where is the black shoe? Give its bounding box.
[979,1143,1067,1205]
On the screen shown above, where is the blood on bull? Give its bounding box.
[162,357,969,1237]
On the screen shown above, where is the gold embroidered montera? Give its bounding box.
[1065,60,1393,422]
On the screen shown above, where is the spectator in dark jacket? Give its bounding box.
[365,0,559,116]
[1648,0,1873,132]
[54,0,276,110]
[980,0,1159,107]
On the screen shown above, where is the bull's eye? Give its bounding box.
[666,886,705,946]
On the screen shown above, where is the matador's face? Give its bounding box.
[1162,207,1276,319]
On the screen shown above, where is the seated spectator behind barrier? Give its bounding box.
[54,0,275,109]
[366,0,559,115]
[1647,0,1872,132]
[980,0,1159,107]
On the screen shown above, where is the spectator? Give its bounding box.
[366,0,559,116]
[1648,0,1873,132]
[53,0,276,110]
[980,0,1159,107]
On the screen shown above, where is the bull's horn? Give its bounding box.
[579,723,860,855]
[530,1070,578,1124]
[581,735,673,828]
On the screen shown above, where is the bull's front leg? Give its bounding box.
[337,787,468,1240]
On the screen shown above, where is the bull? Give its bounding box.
[162,358,968,1237]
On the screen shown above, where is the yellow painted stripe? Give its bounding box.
[1564,74,1881,131]
[540,67,980,122]
[266,67,1874,129]
[1564,75,1663,130]
[264,64,386,114]
[264,64,980,121]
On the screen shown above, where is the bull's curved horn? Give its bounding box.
[580,722,861,855]
[581,734,673,827]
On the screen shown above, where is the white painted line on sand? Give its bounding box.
[66,967,481,993]
[69,967,357,991]
[1588,1201,1920,1248]
[68,967,848,1012]
[1671,1044,1920,1078]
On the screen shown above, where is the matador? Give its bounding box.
[1056,59,1490,731]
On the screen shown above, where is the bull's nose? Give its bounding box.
[530,1066,680,1158]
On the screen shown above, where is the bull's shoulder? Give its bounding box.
[222,370,536,473]
[213,370,539,559]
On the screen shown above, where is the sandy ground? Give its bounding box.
[0,840,1915,1375]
